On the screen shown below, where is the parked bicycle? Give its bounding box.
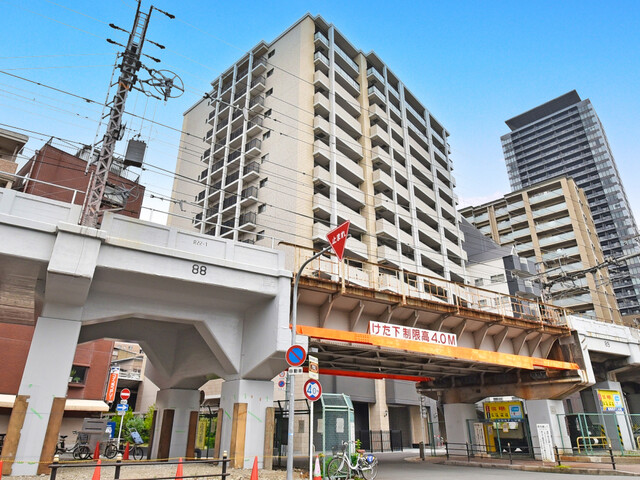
[104,428,144,460]
[327,441,378,480]
[55,431,91,459]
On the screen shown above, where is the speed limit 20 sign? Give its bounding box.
[304,379,322,402]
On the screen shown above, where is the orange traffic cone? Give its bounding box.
[123,442,130,460]
[175,457,183,480]
[91,459,101,480]
[93,441,100,460]
[313,456,321,480]
[250,456,258,480]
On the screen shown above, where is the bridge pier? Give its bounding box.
[524,399,571,458]
[151,388,201,460]
[219,379,273,469]
[4,317,80,476]
[443,403,477,446]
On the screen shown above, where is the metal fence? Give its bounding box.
[557,412,640,455]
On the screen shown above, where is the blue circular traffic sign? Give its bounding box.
[304,379,322,402]
[277,380,286,388]
[286,345,307,367]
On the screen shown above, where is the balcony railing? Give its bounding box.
[334,44,359,72]
[223,196,237,209]
[226,170,240,184]
[366,67,384,84]
[242,186,258,199]
[249,95,264,109]
[239,211,257,226]
[243,161,260,176]
[314,32,329,48]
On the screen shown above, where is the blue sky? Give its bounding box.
[1,0,639,224]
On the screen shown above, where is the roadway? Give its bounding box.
[374,450,631,479]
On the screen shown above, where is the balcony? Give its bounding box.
[334,81,360,115]
[250,75,266,94]
[233,87,247,106]
[539,232,576,248]
[313,165,364,208]
[335,130,363,161]
[245,138,262,158]
[312,221,330,243]
[369,104,388,129]
[334,45,359,76]
[378,244,401,268]
[229,125,244,148]
[334,63,360,97]
[224,170,240,191]
[243,161,260,181]
[368,86,385,108]
[388,102,402,123]
[366,67,384,85]
[337,156,364,185]
[542,245,580,262]
[314,116,331,138]
[337,205,367,233]
[344,236,368,261]
[532,202,567,219]
[313,139,331,166]
[313,92,330,117]
[252,56,267,75]
[222,195,238,212]
[371,145,391,169]
[249,95,265,113]
[405,103,426,127]
[240,185,259,206]
[373,168,393,193]
[227,150,241,167]
[314,70,329,91]
[374,192,395,215]
[246,116,264,138]
[314,31,329,49]
[370,124,389,147]
[220,218,235,237]
[376,218,396,239]
[238,211,257,230]
[314,51,329,71]
[313,193,331,217]
[335,106,361,139]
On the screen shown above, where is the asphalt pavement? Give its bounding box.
[374,449,634,479]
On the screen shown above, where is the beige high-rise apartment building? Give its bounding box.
[460,176,621,324]
[169,14,466,284]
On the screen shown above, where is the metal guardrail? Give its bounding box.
[49,454,230,480]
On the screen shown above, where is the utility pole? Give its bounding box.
[80,1,177,227]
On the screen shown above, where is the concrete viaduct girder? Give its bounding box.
[0,189,291,474]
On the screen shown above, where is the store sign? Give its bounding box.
[597,389,625,413]
[368,321,457,346]
[105,366,120,403]
[484,401,524,421]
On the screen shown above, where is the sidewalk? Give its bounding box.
[407,454,640,476]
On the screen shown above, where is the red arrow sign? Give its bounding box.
[326,221,350,261]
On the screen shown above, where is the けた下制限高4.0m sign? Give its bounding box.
[368,321,457,346]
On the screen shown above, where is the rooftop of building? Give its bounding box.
[0,127,29,156]
[505,90,582,131]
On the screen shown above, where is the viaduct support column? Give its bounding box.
[581,381,634,451]
[525,399,571,458]
[443,403,477,447]
[151,389,200,460]
[220,379,273,469]
[3,317,81,476]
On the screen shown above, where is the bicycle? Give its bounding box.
[55,431,91,460]
[327,441,378,480]
[104,428,144,460]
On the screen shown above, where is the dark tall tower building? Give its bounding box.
[501,90,640,317]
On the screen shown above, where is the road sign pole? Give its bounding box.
[287,244,332,480]
[309,399,314,480]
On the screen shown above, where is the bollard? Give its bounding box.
[554,446,561,466]
[115,454,123,480]
[609,445,616,470]
[419,441,425,461]
[50,455,60,480]
[507,442,512,465]
[444,442,449,460]
[222,451,228,478]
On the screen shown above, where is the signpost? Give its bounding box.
[288,221,349,480]
[326,221,350,261]
[286,345,307,367]
[306,356,322,480]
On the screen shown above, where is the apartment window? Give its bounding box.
[263,131,271,140]
[258,204,266,214]
[267,50,275,58]
[474,278,484,287]
[69,365,88,385]
[267,69,274,77]
[257,230,265,241]
[265,109,272,117]
[265,88,273,97]
[260,178,268,188]
[490,274,505,283]
[261,153,269,163]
